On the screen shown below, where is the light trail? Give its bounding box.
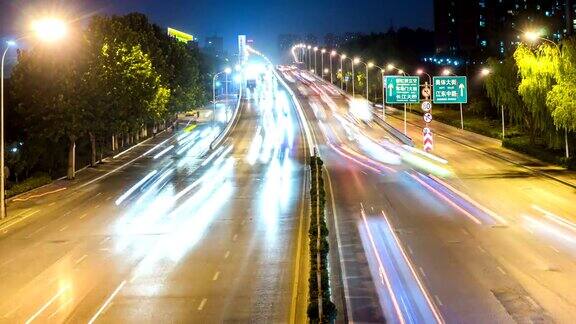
[115,170,158,205]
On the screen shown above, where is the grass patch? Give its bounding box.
[6,174,52,198]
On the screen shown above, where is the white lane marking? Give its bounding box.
[0,210,40,233]
[79,213,88,220]
[434,295,444,307]
[197,298,207,311]
[429,174,508,225]
[224,251,230,259]
[360,209,405,324]
[419,267,428,278]
[212,271,220,281]
[100,237,110,245]
[75,254,88,266]
[26,225,46,239]
[478,246,487,253]
[533,205,576,232]
[59,226,68,232]
[94,204,100,209]
[496,266,507,275]
[25,288,66,324]
[232,234,238,241]
[549,245,560,253]
[407,246,414,255]
[48,202,56,207]
[381,210,445,324]
[46,299,72,319]
[153,145,175,160]
[106,196,112,201]
[87,280,126,324]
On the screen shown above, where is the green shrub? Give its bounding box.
[6,173,52,198]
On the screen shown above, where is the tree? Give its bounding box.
[11,41,89,179]
[484,57,530,131]
[547,38,576,132]
[514,43,559,144]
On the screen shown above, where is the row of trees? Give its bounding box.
[485,38,576,155]
[7,13,206,181]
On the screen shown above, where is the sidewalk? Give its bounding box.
[384,106,576,188]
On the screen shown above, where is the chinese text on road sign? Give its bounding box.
[432,76,467,104]
[385,76,420,104]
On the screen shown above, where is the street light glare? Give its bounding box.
[331,50,337,56]
[387,64,395,71]
[524,30,541,42]
[32,18,68,42]
[341,54,347,59]
[321,48,326,53]
[353,57,360,64]
[481,68,491,76]
[416,69,424,75]
[398,69,404,75]
[224,67,232,74]
[6,40,17,47]
[442,69,452,76]
[367,62,374,68]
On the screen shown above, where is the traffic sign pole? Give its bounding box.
[460,103,463,130]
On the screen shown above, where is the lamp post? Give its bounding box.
[307,45,312,70]
[313,47,318,75]
[1,17,68,219]
[442,68,465,130]
[330,50,336,84]
[212,67,231,125]
[369,63,386,120]
[340,54,347,90]
[320,48,326,79]
[387,64,408,134]
[523,30,569,158]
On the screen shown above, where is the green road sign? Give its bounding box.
[385,76,420,104]
[432,76,467,104]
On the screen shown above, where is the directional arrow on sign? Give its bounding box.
[459,83,465,96]
[388,84,394,96]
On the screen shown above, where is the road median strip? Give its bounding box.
[308,155,337,323]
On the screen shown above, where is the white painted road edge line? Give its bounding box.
[88,280,126,324]
[25,288,66,324]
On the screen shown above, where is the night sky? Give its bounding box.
[1,0,433,59]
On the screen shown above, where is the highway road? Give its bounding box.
[279,66,576,323]
[0,66,308,323]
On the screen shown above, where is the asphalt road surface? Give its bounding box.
[279,66,576,324]
[0,68,308,323]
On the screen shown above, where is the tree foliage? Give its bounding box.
[547,38,576,132]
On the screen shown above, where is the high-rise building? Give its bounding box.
[434,0,575,63]
[204,35,224,58]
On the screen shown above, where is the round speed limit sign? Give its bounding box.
[421,101,432,112]
[423,113,433,123]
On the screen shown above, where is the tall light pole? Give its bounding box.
[388,64,408,134]
[1,17,68,219]
[340,54,347,90]
[320,49,326,79]
[212,67,231,125]
[1,41,16,219]
[369,63,386,120]
[523,30,569,158]
[354,58,368,100]
[442,68,466,130]
[352,57,361,97]
[307,45,312,70]
[330,50,336,84]
[313,47,318,75]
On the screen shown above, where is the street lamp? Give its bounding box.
[441,68,465,130]
[2,17,69,219]
[313,47,318,75]
[212,67,231,125]
[480,67,491,77]
[368,63,387,120]
[330,50,336,83]
[340,54,348,90]
[321,49,326,79]
[416,68,432,85]
[307,45,312,70]
[386,63,409,134]
[352,57,361,97]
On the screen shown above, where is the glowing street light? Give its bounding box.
[387,63,395,71]
[2,16,69,219]
[442,68,452,76]
[339,54,348,89]
[313,47,318,74]
[31,17,68,42]
[480,68,491,77]
[320,49,326,79]
[523,30,541,42]
[329,50,337,83]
